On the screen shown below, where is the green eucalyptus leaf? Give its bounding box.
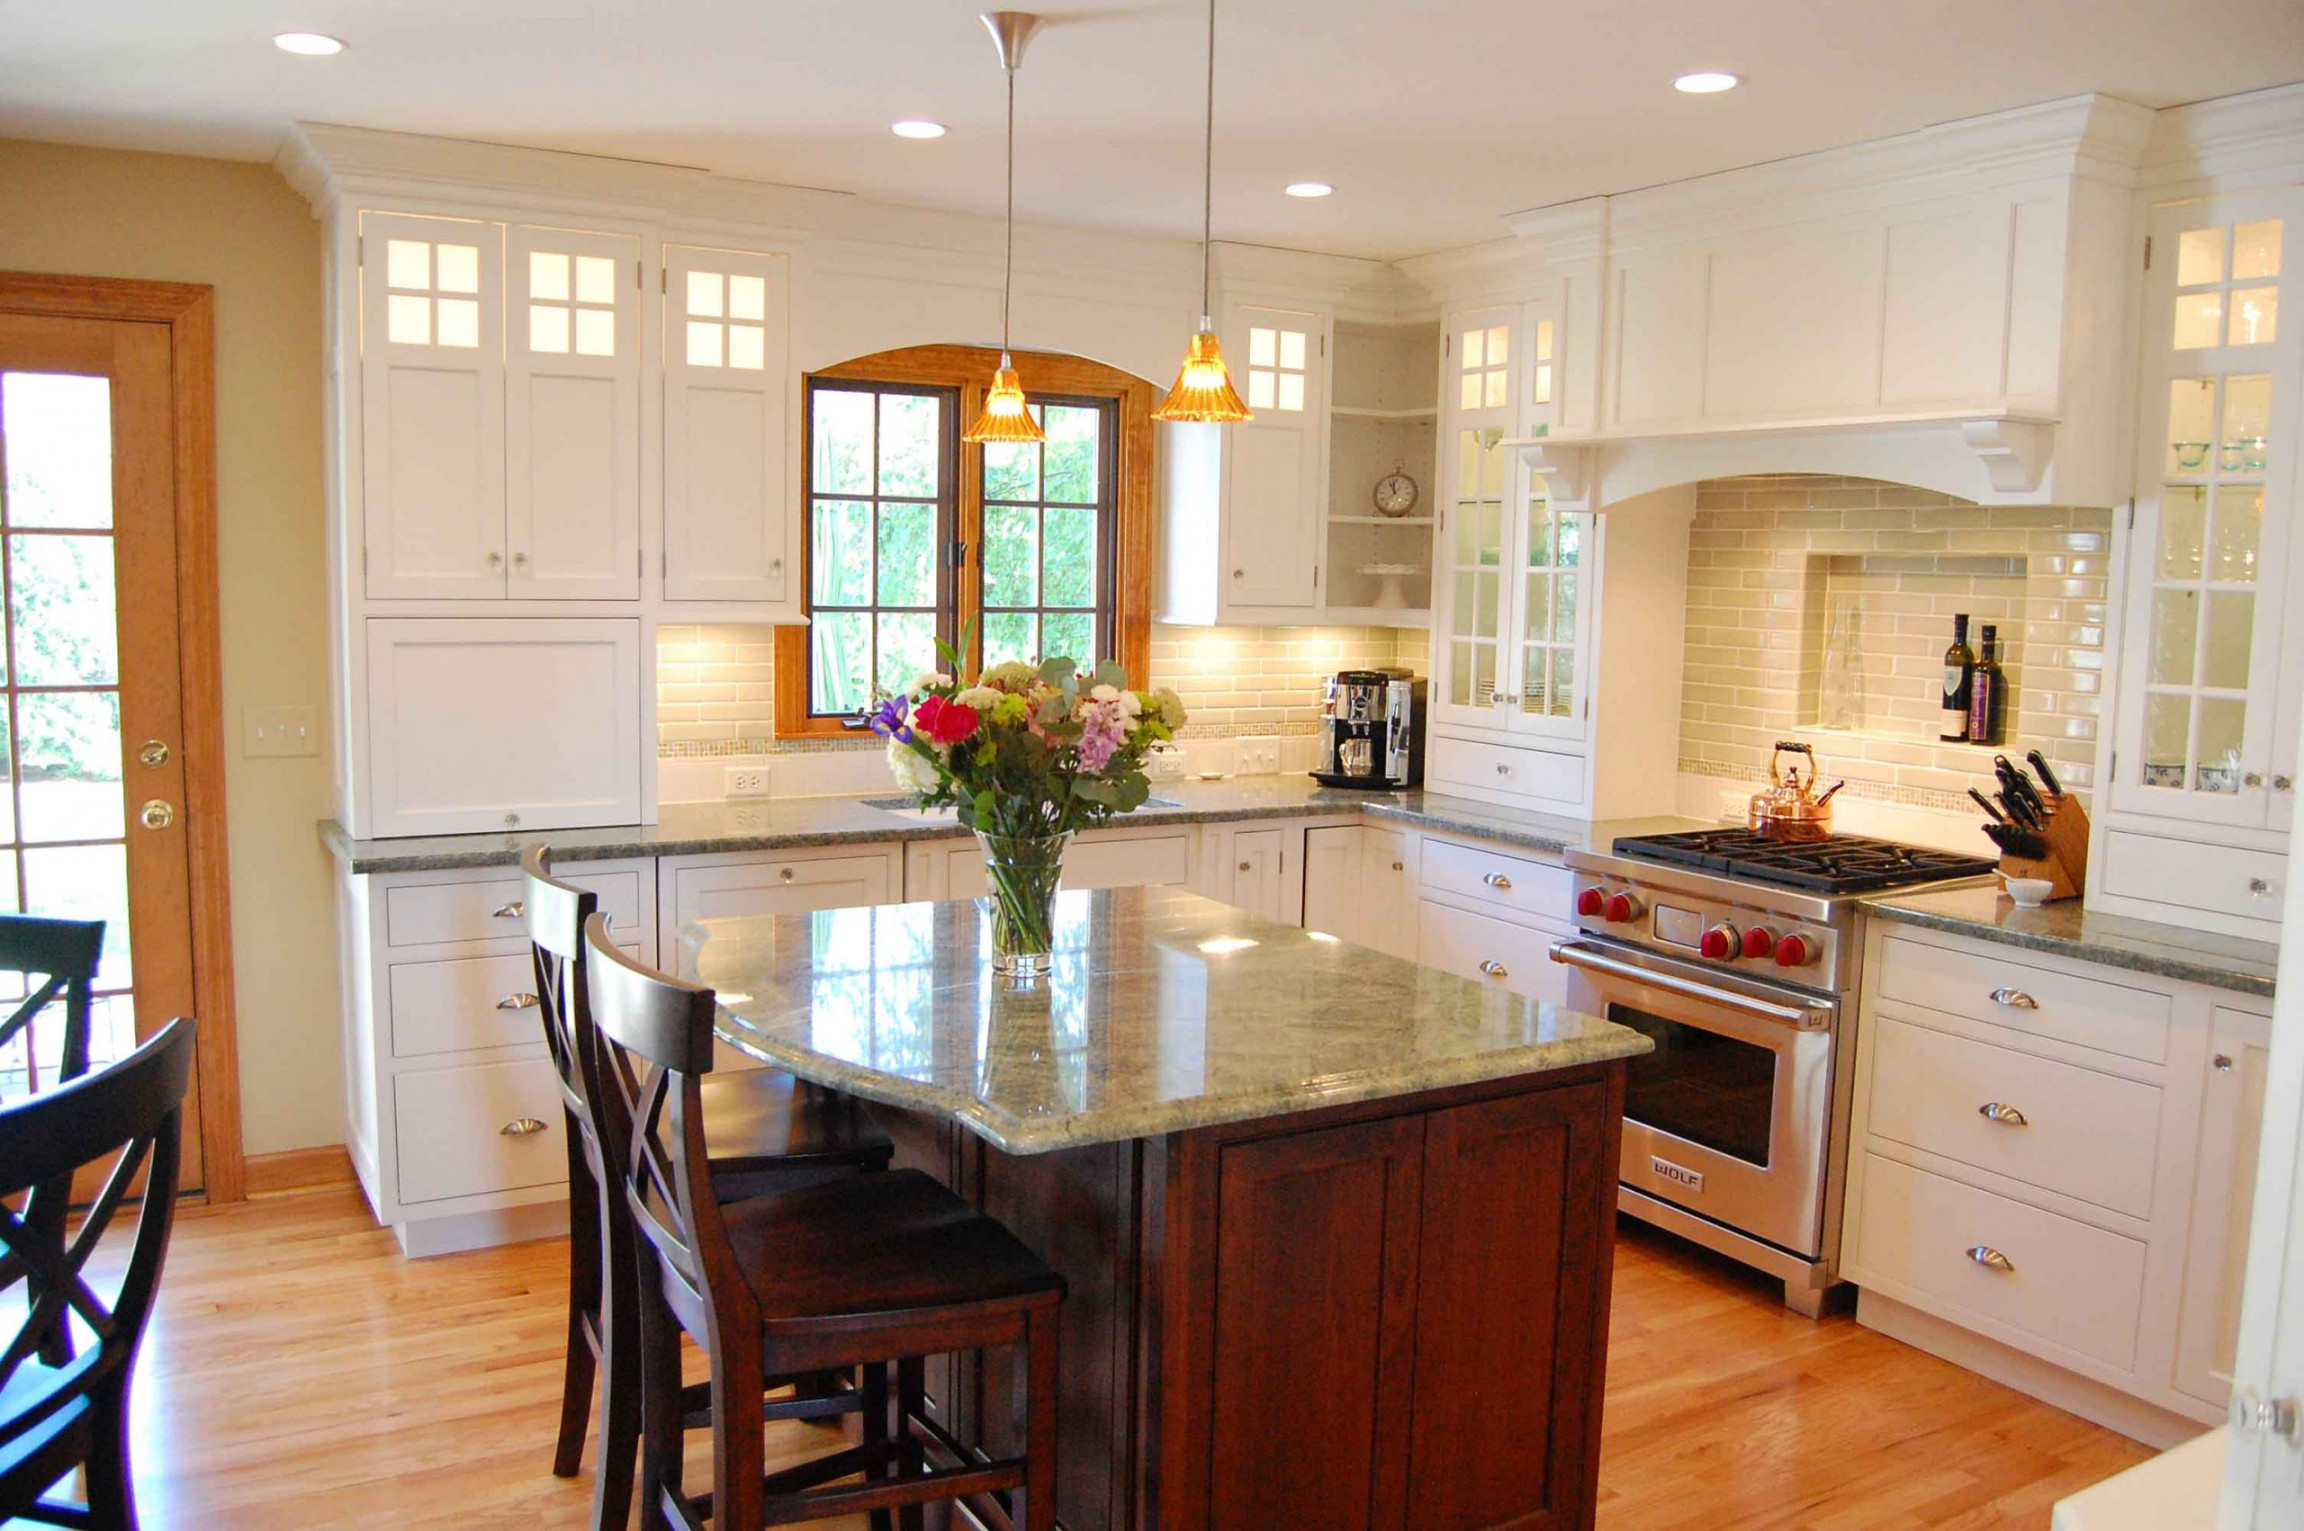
[1091,659,1127,691]
[1038,657,1073,685]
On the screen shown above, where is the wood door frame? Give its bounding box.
[0,271,243,1204]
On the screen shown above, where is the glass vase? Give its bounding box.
[977,830,1071,978]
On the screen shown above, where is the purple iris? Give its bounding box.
[867,695,912,742]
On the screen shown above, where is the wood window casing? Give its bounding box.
[776,346,1154,738]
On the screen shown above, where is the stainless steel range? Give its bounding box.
[1551,828,1995,1315]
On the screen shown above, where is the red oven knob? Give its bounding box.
[1774,933,1814,968]
[1603,892,1642,924]
[1576,887,1606,918]
[1699,923,1739,961]
[1741,925,1776,960]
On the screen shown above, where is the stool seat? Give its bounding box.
[701,1069,893,1177]
[721,1169,1062,1334]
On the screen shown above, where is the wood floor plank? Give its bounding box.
[84,1187,2155,1529]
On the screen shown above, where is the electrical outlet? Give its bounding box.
[724,764,772,799]
[1238,740,1280,775]
[245,704,320,758]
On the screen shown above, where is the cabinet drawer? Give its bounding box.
[2099,829,2286,925]
[669,852,896,927]
[1426,736,1583,806]
[389,948,638,1059]
[1417,900,1572,1008]
[385,868,645,951]
[1420,838,1572,924]
[393,1058,566,1204]
[1853,1154,2147,1371]
[1874,933,2171,1063]
[937,831,1193,901]
[1865,1017,2163,1218]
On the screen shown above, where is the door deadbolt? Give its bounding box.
[139,800,176,830]
[138,739,170,768]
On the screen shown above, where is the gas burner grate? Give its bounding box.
[1611,828,1996,894]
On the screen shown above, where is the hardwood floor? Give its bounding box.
[99,1187,2153,1529]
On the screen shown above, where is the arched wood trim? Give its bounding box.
[775,345,1156,738]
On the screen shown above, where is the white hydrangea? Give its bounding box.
[886,735,942,793]
[955,685,1003,711]
[1089,683,1143,718]
[907,671,952,696]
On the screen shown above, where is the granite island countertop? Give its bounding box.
[686,885,1650,1154]
[319,775,1709,875]
[1865,883,2278,998]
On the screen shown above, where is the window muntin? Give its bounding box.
[685,270,770,371]
[1458,322,1509,411]
[383,236,482,349]
[527,250,619,357]
[980,398,1117,670]
[1245,325,1308,413]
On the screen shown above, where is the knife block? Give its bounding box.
[1999,794,2090,901]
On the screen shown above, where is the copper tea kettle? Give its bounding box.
[1748,741,1845,841]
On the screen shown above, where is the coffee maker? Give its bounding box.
[1312,669,1425,790]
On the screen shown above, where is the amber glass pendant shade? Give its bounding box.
[963,358,1045,444]
[1152,329,1252,423]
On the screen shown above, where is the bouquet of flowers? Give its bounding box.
[871,650,1187,971]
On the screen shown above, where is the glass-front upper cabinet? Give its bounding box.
[2113,194,2301,829]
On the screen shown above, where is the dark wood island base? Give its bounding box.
[884,1061,1627,1531]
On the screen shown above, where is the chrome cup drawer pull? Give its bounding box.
[1988,986,2038,1009]
[1482,872,1513,890]
[493,901,526,920]
[500,1117,548,1138]
[1977,1102,2028,1126]
[1965,1245,2015,1273]
[1478,959,1509,978]
[497,992,541,1011]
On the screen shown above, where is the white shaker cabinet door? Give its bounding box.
[1220,304,1325,610]
[505,226,641,600]
[363,618,643,837]
[359,212,507,599]
[662,247,793,605]
[2175,1005,2275,1410]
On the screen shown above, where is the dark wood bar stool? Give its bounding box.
[522,847,895,1531]
[582,913,1065,1531]
[0,1018,195,1530]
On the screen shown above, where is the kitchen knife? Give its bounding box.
[1995,756,2048,821]
[2026,749,2064,799]
[1969,787,2008,824]
[1998,787,2042,832]
[1983,822,2049,860]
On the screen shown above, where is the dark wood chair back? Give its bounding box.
[581,914,751,1352]
[0,914,107,1099]
[520,845,600,1147]
[0,1018,195,1526]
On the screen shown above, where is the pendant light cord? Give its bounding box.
[1198,0,1215,325]
[1002,62,1017,356]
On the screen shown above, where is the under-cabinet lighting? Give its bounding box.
[1197,937,1259,956]
[1285,181,1333,198]
[1673,71,1740,94]
[273,31,346,56]
[891,120,947,139]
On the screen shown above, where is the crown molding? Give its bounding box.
[2141,80,2304,194]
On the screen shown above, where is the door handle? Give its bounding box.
[139,799,175,830]
[1548,941,1837,1030]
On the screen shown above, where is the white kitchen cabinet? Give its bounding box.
[1299,824,1419,960]
[363,619,644,837]
[1196,821,1303,925]
[1416,899,1573,1008]
[360,211,507,599]
[658,846,901,951]
[903,824,1194,902]
[662,246,795,606]
[1220,303,1328,609]
[2173,1004,2274,1410]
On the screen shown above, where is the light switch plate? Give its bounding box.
[1237,739,1281,775]
[245,704,320,759]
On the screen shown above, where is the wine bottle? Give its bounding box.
[1967,624,2006,746]
[1941,614,1975,743]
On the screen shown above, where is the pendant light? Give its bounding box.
[963,12,1047,445]
[1152,0,1251,423]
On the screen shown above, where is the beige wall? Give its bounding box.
[0,139,337,1156]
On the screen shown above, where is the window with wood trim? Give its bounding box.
[776,346,1153,737]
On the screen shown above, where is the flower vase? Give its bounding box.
[977,830,1071,977]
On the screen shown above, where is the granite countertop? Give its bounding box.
[687,885,1650,1155]
[1865,884,2279,998]
[319,775,1713,874]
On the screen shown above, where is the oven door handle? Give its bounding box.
[1548,941,1835,1031]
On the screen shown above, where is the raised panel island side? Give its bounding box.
[691,885,1649,1531]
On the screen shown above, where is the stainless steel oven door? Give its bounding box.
[1552,938,1838,1258]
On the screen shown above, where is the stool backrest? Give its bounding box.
[0,1017,194,1463]
[581,915,750,1343]
[521,846,599,1140]
[0,914,106,1100]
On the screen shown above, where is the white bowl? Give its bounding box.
[2003,876,2054,908]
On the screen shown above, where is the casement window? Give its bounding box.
[775,347,1152,736]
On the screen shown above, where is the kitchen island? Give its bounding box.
[690,885,1650,1531]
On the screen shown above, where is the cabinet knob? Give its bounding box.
[2232,1387,2302,1445]
[1232,568,1244,579]
[2244,771,2264,788]
[2250,877,2276,897]
[1237,861,1251,873]
[1390,861,1405,872]
[1977,1101,2027,1127]
[778,867,795,883]
[2214,1053,2235,1073]
[2277,776,2295,793]
[493,901,526,920]
[1478,959,1509,979]
[500,1117,548,1138]
[1964,1245,2015,1273]
[770,558,784,572]
[512,550,529,567]
[486,550,503,568]
[1483,872,1513,890]
[1988,986,2038,1009]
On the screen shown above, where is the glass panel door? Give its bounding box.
[1441,427,1508,711]
[1433,308,1517,729]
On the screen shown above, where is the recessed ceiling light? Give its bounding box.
[273,31,346,56]
[1285,181,1333,199]
[1673,71,1740,94]
[891,120,947,140]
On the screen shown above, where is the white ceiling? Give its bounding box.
[6,1,2304,261]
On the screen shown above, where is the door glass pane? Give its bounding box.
[1,375,112,530]
[15,692,122,843]
[2168,379,2216,475]
[874,501,935,607]
[2161,487,2206,579]
[2203,592,2254,691]
[9,536,118,686]
[2224,375,2273,471]
[1613,1004,1776,1167]
[22,844,131,988]
[2149,590,2200,685]
[2233,220,2282,280]
[2198,698,2247,794]
[2231,287,2278,346]
[2176,226,2227,286]
[2175,294,2225,350]
[2142,694,2190,788]
[2210,486,2263,582]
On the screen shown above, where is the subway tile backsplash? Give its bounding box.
[1678,475,2110,813]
